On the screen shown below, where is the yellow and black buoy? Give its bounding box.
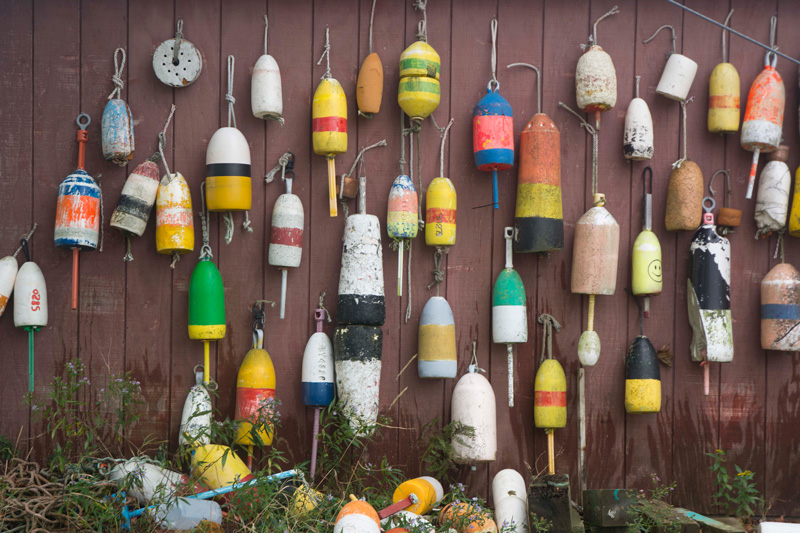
[624,295,661,414]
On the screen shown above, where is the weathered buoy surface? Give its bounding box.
[357,52,383,116]
[387,174,418,241]
[155,172,195,255]
[101,98,134,165]
[392,477,439,515]
[709,62,740,134]
[111,159,160,237]
[576,45,617,115]
[334,499,381,533]
[398,77,441,120]
[152,30,203,87]
[418,296,457,379]
[205,127,252,212]
[571,195,619,296]
[251,53,282,121]
[108,459,193,505]
[687,205,733,364]
[0,256,18,317]
[313,76,347,216]
[440,502,499,533]
[399,41,440,79]
[495,495,528,533]
[492,469,527,507]
[55,169,101,250]
[235,346,276,446]
[302,311,335,406]
[188,259,226,341]
[534,359,567,429]
[425,177,457,247]
[452,366,497,464]
[656,53,698,102]
[191,444,253,490]
[179,376,211,446]
[761,262,800,351]
[269,177,304,319]
[338,180,385,326]
[334,325,382,436]
[473,87,514,208]
[625,336,661,414]
[13,262,47,328]
[755,145,791,238]
[665,161,703,231]
[419,476,444,504]
[515,113,563,253]
[789,165,800,237]
[742,54,785,199]
[623,97,654,160]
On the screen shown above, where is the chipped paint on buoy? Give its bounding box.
[338,213,385,326]
[623,97,654,160]
[755,147,791,238]
[155,172,195,255]
[334,325,382,437]
[576,45,617,114]
[451,370,497,464]
[761,262,800,351]
[571,200,619,295]
[251,53,282,121]
[624,336,661,414]
[665,161,703,232]
[101,99,134,165]
[111,159,160,237]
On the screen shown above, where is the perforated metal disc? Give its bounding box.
[153,38,203,87]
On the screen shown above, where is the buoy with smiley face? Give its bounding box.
[632,167,662,317]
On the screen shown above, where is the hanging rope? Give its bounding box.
[587,5,619,48]
[341,140,387,216]
[436,117,454,177]
[489,18,499,89]
[635,75,640,99]
[319,291,332,323]
[223,212,235,244]
[172,19,184,66]
[673,97,693,169]
[559,102,598,195]
[107,48,126,100]
[265,152,294,183]
[427,246,445,293]
[368,0,377,54]
[345,139,388,180]
[12,224,38,258]
[774,231,785,262]
[722,10,734,64]
[538,313,561,364]
[226,55,237,129]
[317,25,332,79]
[643,25,677,56]
[263,15,269,55]
[468,340,485,373]
[158,104,177,182]
[769,14,778,53]
[199,183,213,260]
[414,0,428,42]
[415,127,423,230]
[405,238,414,323]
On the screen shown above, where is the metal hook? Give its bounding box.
[721,10,734,63]
[252,301,265,335]
[709,169,731,208]
[76,113,91,130]
[507,63,541,114]
[702,196,716,213]
[487,80,500,92]
[20,238,30,263]
[643,25,677,56]
[642,166,653,195]
[592,5,619,46]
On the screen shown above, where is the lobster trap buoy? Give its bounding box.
[418,296,457,379]
[108,459,197,505]
[0,256,17,318]
[688,198,733,395]
[338,176,385,327]
[252,16,283,122]
[13,239,47,393]
[357,0,383,117]
[710,169,742,231]
[492,469,527,507]
[111,158,160,247]
[398,35,441,121]
[191,444,254,491]
[708,10,740,134]
[495,495,527,533]
[762,262,800,351]
[755,145,791,238]
[268,154,304,319]
[303,305,334,479]
[387,477,440,516]
[55,113,100,311]
[623,77,654,161]
[665,160,704,232]
[440,502,498,533]
[179,369,211,447]
[334,324,382,437]
[632,167,662,317]
[387,174,418,297]
[572,194,619,366]
[452,342,497,465]
[643,25,698,102]
[625,335,661,414]
[492,227,527,407]
[425,175,456,248]
[381,510,434,533]
[335,497,381,533]
[153,19,202,87]
[102,48,134,165]
[156,172,194,258]
[533,314,565,476]
[189,257,226,386]
[506,63,563,253]
[742,42,785,199]
[576,6,619,129]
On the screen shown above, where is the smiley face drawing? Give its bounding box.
[648,259,663,283]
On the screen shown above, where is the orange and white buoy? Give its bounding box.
[335,496,381,533]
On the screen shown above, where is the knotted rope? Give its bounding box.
[12,224,38,258]
[317,26,332,80]
[107,48,126,100]
[319,291,332,323]
[226,55,237,129]
[265,152,294,183]
[414,0,428,42]
[673,97,694,169]
[538,313,562,364]
[559,102,598,195]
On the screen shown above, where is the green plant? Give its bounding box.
[627,474,679,533]
[707,449,762,521]
[419,418,476,485]
[528,513,554,533]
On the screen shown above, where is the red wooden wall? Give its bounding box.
[1,0,798,516]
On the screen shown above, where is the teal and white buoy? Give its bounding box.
[492,227,527,407]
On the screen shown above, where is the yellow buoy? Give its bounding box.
[425,177,456,246]
[155,172,194,256]
[191,444,253,490]
[788,164,800,237]
[399,41,440,79]
[234,336,276,447]
[708,10,740,134]
[313,76,347,217]
[398,77,441,120]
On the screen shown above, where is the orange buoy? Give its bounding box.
[334,496,381,533]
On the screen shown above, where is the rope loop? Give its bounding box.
[199,182,213,259]
[107,48,126,100]
[672,97,693,169]
[538,313,562,363]
[643,24,677,56]
[489,18,498,86]
[158,104,177,182]
[226,55,237,129]
[317,26,332,79]
[427,246,446,292]
[12,223,38,259]
[559,102,598,195]
[265,151,294,183]
[414,0,428,41]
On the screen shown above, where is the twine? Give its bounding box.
[319,291,332,323]
[427,246,446,293]
[265,152,294,183]
[435,117,454,177]
[107,48,126,100]
[223,212,234,244]
[414,0,428,41]
[158,104,177,182]
[538,314,561,364]
[643,25,677,56]
[673,97,694,169]
[226,55,237,129]
[317,26,331,79]
[559,102,598,195]
[635,75,640,99]
[12,224,38,258]
[199,182,213,260]
[489,18,498,89]
[263,15,269,55]
[588,5,619,48]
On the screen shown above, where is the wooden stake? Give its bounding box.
[578,368,586,494]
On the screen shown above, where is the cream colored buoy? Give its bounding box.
[623,77,653,160]
[452,342,496,464]
[576,6,619,129]
[492,469,527,507]
[251,16,283,122]
[755,145,791,239]
[643,25,697,102]
[494,495,527,533]
[179,369,212,447]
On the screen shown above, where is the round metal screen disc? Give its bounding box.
[153,38,203,87]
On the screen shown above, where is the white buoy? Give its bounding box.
[623,77,654,161]
[179,370,212,447]
[269,166,304,320]
[0,256,18,317]
[495,495,528,533]
[492,469,527,507]
[251,16,283,122]
[14,262,47,329]
[643,25,698,102]
[451,343,497,464]
[108,459,192,505]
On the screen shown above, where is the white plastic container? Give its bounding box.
[150,498,222,530]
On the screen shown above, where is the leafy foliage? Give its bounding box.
[707,449,763,521]
[626,473,679,533]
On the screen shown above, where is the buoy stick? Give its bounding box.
[328,157,338,217]
[703,362,710,396]
[246,445,253,471]
[643,296,651,318]
[27,327,35,393]
[547,429,555,475]
[507,343,514,407]
[587,294,596,331]
[310,407,320,479]
[595,110,602,131]
[203,340,210,385]
[71,249,79,310]
[280,269,288,319]
[746,149,759,199]
[378,494,419,519]
[397,242,404,297]
[577,368,586,493]
[492,169,499,209]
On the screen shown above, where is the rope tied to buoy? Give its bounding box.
[585,4,619,49]
[643,24,677,57]
[317,25,332,80]
[427,246,446,293]
[265,151,294,183]
[559,102,598,195]
[489,18,499,90]
[199,182,213,260]
[672,96,694,169]
[226,55,237,129]
[158,104,177,183]
[107,48,126,100]
[263,15,269,55]
[468,340,486,374]
[635,75,641,99]
[414,0,428,42]
[12,224,38,258]
[368,0,377,54]
[774,231,785,263]
[172,19,184,66]
[318,291,332,323]
[538,313,561,364]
